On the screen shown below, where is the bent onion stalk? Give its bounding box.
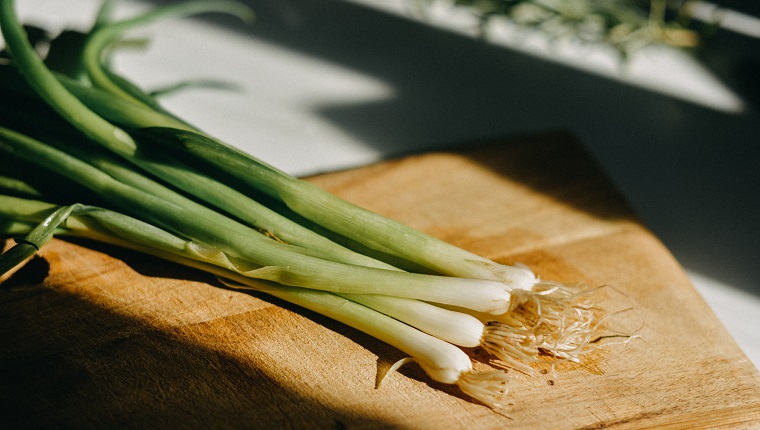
[0,0,627,409]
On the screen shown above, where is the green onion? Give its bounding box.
[0,0,621,409]
[0,189,607,373]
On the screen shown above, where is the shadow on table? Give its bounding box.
[0,245,415,429]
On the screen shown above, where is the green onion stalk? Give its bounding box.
[0,0,617,408]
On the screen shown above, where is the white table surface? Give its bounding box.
[9,0,759,370]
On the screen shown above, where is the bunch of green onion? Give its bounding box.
[0,0,613,409]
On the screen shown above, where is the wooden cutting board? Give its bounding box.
[2,132,759,429]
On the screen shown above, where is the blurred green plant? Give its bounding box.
[421,0,719,59]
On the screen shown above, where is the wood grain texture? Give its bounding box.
[2,132,759,429]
